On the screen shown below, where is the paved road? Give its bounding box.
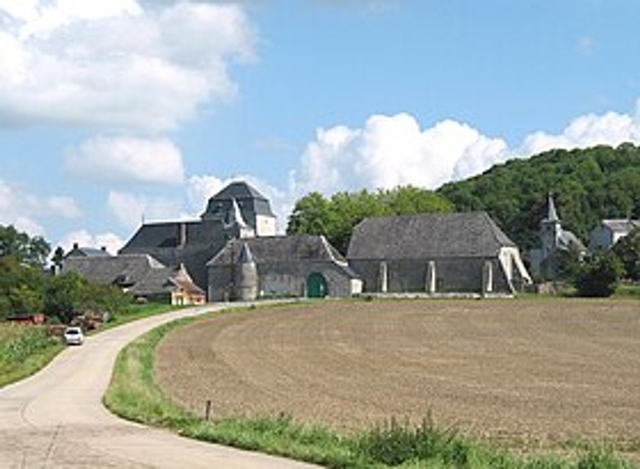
[0,305,320,468]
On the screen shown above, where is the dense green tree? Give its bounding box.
[0,225,51,267]
[612,227,640,281]
[574,251,622,297]
[288,186,453,254]
[43,272,87,324]
[0,256,45,318]
[0,256,45,319]
[438,143,640,253]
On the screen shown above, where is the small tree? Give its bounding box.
[612,227,640,281]
[574,251,622,297]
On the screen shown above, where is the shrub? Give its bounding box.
[574,252,623,297]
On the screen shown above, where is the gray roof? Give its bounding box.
[201,181,275,219]
[62,255,203,296]
[208,235,347,265]
[65,246,112,258]
[543,192,560,223]
[120,221,203,251]
[347,212,517,260]
[601,219,640,233]
[63,254,164,285]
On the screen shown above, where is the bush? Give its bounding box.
[574,252,623,297]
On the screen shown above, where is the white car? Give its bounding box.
[63,326,84,345]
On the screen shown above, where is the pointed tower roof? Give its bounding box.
[237,242,254,264]
[543,192,560,223]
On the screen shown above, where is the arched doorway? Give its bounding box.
[307,272,328,298]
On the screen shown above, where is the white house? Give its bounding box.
[590,219,640,250]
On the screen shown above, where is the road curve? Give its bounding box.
[0,304,320,469]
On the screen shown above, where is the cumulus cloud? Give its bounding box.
[519,109,640,156]
[291,104,640,197]
[64,136,185,184]
[0,179,82,236]
[0,1,256,131]
[57,229,125,255]
[291,113,508,196]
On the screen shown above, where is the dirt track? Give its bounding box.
[156,298,640,450]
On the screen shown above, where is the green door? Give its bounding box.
[307,272,328,298]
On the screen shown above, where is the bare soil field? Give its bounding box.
[156,298,640,452]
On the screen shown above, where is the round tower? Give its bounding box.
[233,242,258,301]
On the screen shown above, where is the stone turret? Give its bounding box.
[540,192,561,259]
[233,242,258,301]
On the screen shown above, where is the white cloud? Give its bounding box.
[0,179,82,236]
[57,229,125,255]
[107,190,185,230]
[519,109,640,156]
[0,1,256,131]
[64,136,185,184]
[291,104,640,198]
[292,113,508,196]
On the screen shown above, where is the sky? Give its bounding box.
[1,0,640,255]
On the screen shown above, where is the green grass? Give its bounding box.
[97,302,183,332]
[0,323,64,388]
[104,307,638,469]
[614,284,640,299]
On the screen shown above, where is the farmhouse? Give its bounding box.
[119,181,277,291]
[347,212,531,296]
[62,253,205,305]
[207,235,362,301]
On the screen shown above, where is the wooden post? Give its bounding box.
[205,400,212,420]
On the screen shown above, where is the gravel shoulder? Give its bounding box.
[156,298,640,453]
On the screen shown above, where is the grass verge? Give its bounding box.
[104,307,637,469]
[0,323,64,388]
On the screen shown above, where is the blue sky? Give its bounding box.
[1,0,640,254]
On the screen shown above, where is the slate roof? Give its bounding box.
[63,254,166,286]
[601,219,640,233]
[65,246,112,258]
[347,212,517,260]
[202,181,275,218]
[208,235,348,265]
[62,255,203,296]
[120,221,202,251]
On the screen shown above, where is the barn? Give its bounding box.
[347,212,532,296]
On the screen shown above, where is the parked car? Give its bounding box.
[63,326,84,345]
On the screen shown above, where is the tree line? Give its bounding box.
[0,225,129,323]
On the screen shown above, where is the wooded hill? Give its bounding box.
[438,143,640,252]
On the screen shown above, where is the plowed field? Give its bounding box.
[156,298,640,451]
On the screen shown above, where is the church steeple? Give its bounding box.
[543,192,560,223]
[540,192,561,258]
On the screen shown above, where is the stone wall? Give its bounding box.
[349,257,512,294]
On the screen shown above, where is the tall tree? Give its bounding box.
[288,186,453,254]
[612,227,640,281]
[0,225,51,267]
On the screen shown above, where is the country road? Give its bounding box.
[0,304,320,469]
